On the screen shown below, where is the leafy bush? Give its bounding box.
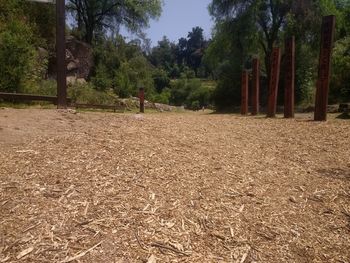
[68,82,117,105]
[22,79,57,96]
[0,20,38,92]
[330,37,350,103]
[169,78,212,109]
[152,69,170,93]
[153,88,171,104]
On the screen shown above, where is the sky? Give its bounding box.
[122,0,214,46]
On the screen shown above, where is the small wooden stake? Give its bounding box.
[139,87,145,113]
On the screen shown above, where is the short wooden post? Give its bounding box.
[314,15,336,121]
[139,87,145,113]
[267,47,281,118]
[251,59,260,115]
[241,70,249,115]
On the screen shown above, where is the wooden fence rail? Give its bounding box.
[0,92,72,104]
[0,92,126,112]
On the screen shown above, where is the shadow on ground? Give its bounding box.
[317,168,350,181]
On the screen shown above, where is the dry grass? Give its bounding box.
[0,108,349,263]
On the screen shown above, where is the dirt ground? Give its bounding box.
[0,108,349,263]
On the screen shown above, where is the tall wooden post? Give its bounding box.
[241,70,248,115]
[314,15,336,121]
[251,59,260,115]
[284,36,295,118]
[139,87,145,113]
[56,0,67,108]
[267,47,281,118]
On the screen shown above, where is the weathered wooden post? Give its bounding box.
[251,59,260,115]
[56,0,67,109]
[267,47,281,118]
[284,36,295,118]
[241,70,249,115]
[139,87,145,113]
[314,15,336,121]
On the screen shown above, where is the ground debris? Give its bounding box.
[0,109,349,262]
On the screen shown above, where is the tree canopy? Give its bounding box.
[67,0,162,43]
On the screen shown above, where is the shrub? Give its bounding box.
[68,82,117,105]
[0,20,38,93]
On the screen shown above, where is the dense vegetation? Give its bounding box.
[206,0,350,110]
[0,0,349,110]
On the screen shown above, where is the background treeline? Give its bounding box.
[0,0,349,111]
[206,0,350,110]
[0,0,213,110]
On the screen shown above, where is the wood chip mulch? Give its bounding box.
[0,109,349,262]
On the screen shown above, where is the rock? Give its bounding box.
[48,36,93,80]
[67,61,79,71]
[66,76,77,85]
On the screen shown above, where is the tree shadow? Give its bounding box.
[316,168,350,181]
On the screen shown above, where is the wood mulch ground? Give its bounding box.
[0,108,349,263]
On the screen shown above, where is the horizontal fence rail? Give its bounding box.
[0,92,127,112]
[0,92,72,104]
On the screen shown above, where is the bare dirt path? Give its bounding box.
[1,109,349,263]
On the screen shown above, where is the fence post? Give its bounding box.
[241,70,249,115]
[267,47,281,118]
[314,15,336,121]
[251,59,260,115]
[284,36,295,118]
[139,87,145,113]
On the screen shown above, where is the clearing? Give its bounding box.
[0,108,349,262]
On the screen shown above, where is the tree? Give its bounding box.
[209,0,293,81]
[149,36,176,71]
[186,27,207,76]
[67,0,162,43]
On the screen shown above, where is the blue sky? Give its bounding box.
[123,0,214,46]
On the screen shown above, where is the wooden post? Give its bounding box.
[241,70,248,115]
[267,47,281,118]
[56,0,67,109]
[314,15,336,121]
[284,36,295,118]
[139,87,145,113]
[251,59,260,115]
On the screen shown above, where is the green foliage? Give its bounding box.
[68,82,117,105]
[330,36,350,102]
[22,79,57,96]
[170,78,213,109]
[67,0,162,43]
[152,69,170,93]
[208,0,350,110]
[0,20,38,92]
[91,64,113,91]
[153,88,171,104]
[0,0,53,94]
[148,27,210,79]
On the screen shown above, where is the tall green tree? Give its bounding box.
[67,0,162,43]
